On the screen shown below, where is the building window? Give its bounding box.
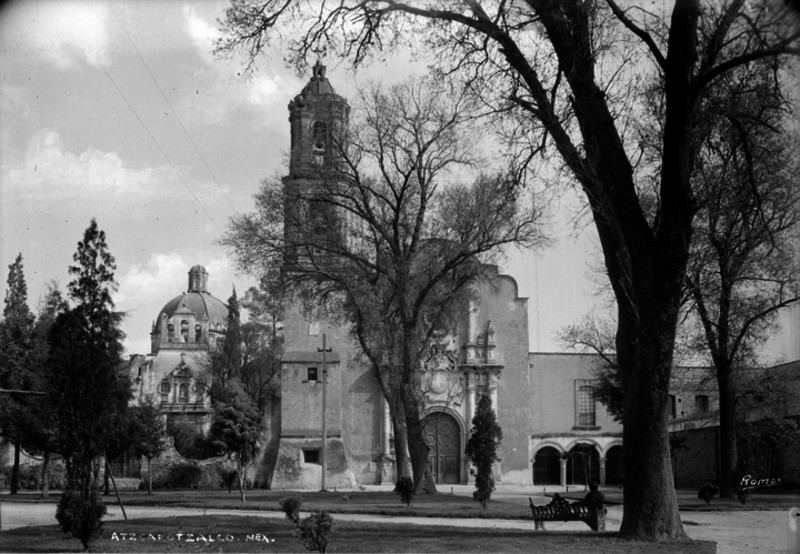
[307,367,319,382]
[160,380,171,395]
[303,449,321,464]
[576,385,596,427]
[168,324,174,342]
[181,320,189,342]
[178,383,189,403]
[668,394,677,419]
[195,381,206,396]
[195,324,202,342]
[695,394,709,415]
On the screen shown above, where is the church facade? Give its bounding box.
[271,63,623,489]
[127,264,228,433]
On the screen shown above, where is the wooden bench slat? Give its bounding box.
[528,497,607,532]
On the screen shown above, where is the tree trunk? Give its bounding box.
[717,369,737,498]
[10,442,20,494]
[103,458,110,495]
[147,457,153,495]
[402,385,434,494]
[40,451,51,498]
[238,459,246,503]
[390,399,412,481]
[618,292,686,539]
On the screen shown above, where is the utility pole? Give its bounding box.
[318,333,332,491]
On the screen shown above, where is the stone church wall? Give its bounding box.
[467,274,533,485]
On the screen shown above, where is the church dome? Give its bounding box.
[156,290,228,326]
[150,265,228,352]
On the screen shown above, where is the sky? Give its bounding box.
[2,1,792,362]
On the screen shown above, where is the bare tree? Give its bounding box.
[215,2,800,536]
[685,56,800,497]
[222,78,545,490]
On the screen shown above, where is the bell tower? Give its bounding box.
[287,60,350,177]
[283,61,350,267]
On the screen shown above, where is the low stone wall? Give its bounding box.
[146,445,236,490]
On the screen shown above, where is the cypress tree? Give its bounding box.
[48,219,128,549]
[464,394,502,508]
[0,253,35,494]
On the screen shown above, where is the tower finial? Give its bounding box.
[313,58,326,79]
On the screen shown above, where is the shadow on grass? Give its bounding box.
[0,515,716,553]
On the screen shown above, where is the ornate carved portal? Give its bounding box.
[416,338,503,485]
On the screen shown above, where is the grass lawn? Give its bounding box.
[8,487,795,518]
[6,489,535,520]
[0,515,717,553]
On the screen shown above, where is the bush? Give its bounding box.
[697,483,720,505]
[394,476,415,506]
[154,462,203,489]
[219,467,238,493]
[279,495,303,524]
[0,461,67,491]
[167,421,219,460]
[56,489,107,550]
[296,512,334,554]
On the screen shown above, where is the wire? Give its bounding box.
[55,1,224,233]
[108,2,238,213]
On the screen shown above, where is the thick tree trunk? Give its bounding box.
[40,451,51,498]
[618,290,687,539]
[10,443,20,494]
[405,410,433,494]
[717,370,737,498]
[390,399,412,481]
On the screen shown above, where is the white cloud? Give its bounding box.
[116,252,188,307]
[1,129,226,212]
[179,4,299,125]
[182,4,217,66]
[23,2,111,69]
[3,130,164,204]
[116,252,237,309]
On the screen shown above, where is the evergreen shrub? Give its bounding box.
[56,489,107,550]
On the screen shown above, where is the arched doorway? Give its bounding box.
[533,446,561,485]
[567,444,600,486]
[422,412,461,484]
[605,445,624,485]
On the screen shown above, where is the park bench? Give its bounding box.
[528,498,606,531]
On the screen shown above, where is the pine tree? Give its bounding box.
[47,219,129,549]
[464,394,502,508]
[0,253,36,494]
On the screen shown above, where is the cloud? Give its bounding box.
[117,252,237,308]
[20,2,111,69]
[179,4,299,125]
[182,4,217,66]
[1,129,226,214]
[116,252,189,307]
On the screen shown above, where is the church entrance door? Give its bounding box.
[422,412,461,484]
